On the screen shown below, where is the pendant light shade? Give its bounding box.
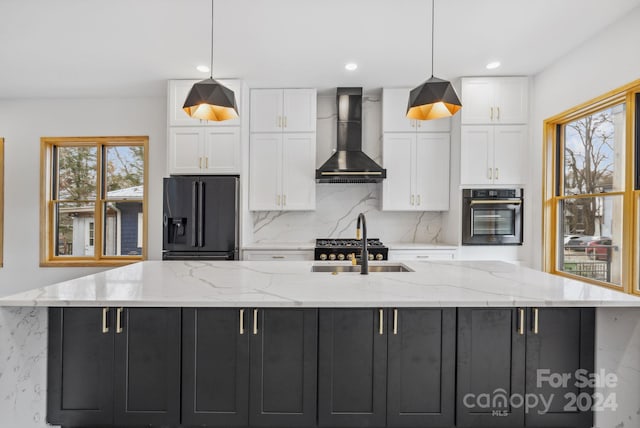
[183,0,238,122]
[406,0,461,121]
[183,78,238,121]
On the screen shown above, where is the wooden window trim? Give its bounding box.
[40,136,148,267]
[543,79,640,295]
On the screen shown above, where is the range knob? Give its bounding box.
[375,253,384,261]
[319,253,328,261]
[347,253,354,260]
[368,253,374,261]
[329,254,337,261]
[337,253,345,261]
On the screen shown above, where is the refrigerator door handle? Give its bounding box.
[198,181,205,247]
[191,181,198,247]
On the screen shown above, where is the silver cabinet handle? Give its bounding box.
[393,309,398,335]
[283,195,287,206]
[276,195,281,206]
[488,168,493,179]
[410,120,415,128]
[205,157,208,169]
[277,116,282,128]
[271,255,285,259]
[417,195,421,205]
[416,255,430,259]
[102,307,109,334]
[253,309,259,335]
[379,309,384,335]
[283,116,287,128]
[490,107,494,120]
[533,308,539,334]
[410,195,415,206]
[199,157,203,169]
[495,168,499,180]
[497,107,500,120]
[518,308,525,335]
[116,307,124,334]
[239,309,245,335]
[417,120,421,128]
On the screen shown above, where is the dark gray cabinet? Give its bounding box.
[318,308,388,427]
[47,307,181,427]
[457,307,594,428]
[387,308,456,427]
[182,308,317,428]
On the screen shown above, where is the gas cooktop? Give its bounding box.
[314,238,388,261]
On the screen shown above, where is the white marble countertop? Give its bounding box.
[1,260,639,307]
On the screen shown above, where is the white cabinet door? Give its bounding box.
[283,89,317,132]
[382,134,415,210]
[250,89,284,133]
[249,134,282,211]
[202,128,241,174]
[281,134,316,210]
[460,126,493,185]
[383,88,451,132]
[460,78,493,124]
[494,77,528,124]
[168,128,203,174]
[415,133,450,211]
[169,79,241,127]
[493,125,526,185]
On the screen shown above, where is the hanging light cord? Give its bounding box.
[209,0,214,79]
[430,0,434,78]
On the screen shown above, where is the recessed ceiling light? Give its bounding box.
[196,65,210,73]
[486,61,501,70]
[345,63,358,71]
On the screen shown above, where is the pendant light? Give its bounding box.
[406,0,461,121]
[183,0,238,121]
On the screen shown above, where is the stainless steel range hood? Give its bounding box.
[316,87,386,183]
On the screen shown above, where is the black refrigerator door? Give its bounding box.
[200,176,238,255]
[163,177,199,253]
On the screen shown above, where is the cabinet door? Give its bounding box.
[493,125,526,185]
[283,89,317,132]
[318,309,387,427]
[113,308,181,426]
[250,309,318,427]
[202,127,241,174]
[494,77,528,124]
[182,308,249,427]
[251,89,284,133]
[415,133,449,211]
[47,308,114,427]
[281,133,316,210]
[461,126,493,185]
[168,127,204,174]
[382,88,418,132]
[387,308,456,427]
[169,79,241,127]
[382,133,415,211]
[457,308,526,427]
[461,78,494,124]
[525,308,595,428]
[249,133,282,210]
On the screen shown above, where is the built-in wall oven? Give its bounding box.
[462,188,523,245]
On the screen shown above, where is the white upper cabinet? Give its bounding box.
[460,125,526,186]
[249,133,315,211]
[168,79,242,127]
[168,127,240,175]
[382,88,451,132]
[460,77,528,125]
[250,89,317,133]
[382,132,450,211]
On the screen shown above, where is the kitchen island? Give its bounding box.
[1,260,639,428]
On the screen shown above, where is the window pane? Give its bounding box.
[558,196,623,286]
[105,146,144,197]
[563,104,626,195]
[56,146,97,200]
[103,201,143,256]
[55,202,96,256]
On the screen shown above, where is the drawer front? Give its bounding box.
[243,250,313,261]
[388,250,457,261]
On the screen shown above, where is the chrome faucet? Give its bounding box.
[356,213,368,275]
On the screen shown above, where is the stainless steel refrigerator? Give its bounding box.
[163,175,239,260]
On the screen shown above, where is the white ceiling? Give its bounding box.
[1,0,639,98]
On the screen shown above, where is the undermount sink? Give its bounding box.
[311,263,413,273]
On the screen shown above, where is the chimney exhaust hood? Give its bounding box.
[316,87,386,183]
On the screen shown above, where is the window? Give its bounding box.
[40,137,148,266]
[0,138,4,267]
[543,80,640,295]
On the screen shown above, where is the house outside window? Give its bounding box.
[543,80,640,295]
[40,137,148,266]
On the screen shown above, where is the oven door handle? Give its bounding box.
[470,199,522,205]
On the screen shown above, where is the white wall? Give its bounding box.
[529,6,640,270]
[0,97,166,297]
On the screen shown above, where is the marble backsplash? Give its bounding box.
[251,183,443,243]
